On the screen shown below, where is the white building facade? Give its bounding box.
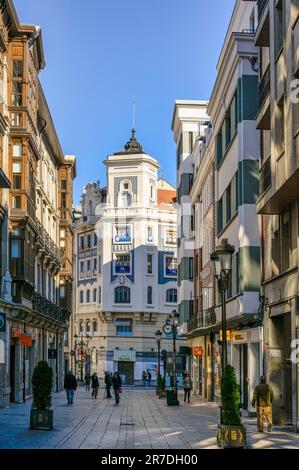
[73,130,186,386]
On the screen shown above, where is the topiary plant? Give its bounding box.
[32,361,53,410]
[221,364,241,426]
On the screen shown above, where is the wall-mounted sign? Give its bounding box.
[113,350,136,362]
[219,330,232,341]
[232,331,248,343]
[21,334,33,347]
[12,329,21,338]
[193,347,203,357]
[269,348,282,358]
[0,312,6,332]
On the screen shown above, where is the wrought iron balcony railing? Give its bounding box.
[32,292,66,323]
[35,218,62,265]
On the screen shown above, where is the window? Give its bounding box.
[166,289,177,303]
[98,255,102,274]
[87,260,91,272]
[86,289,90,303]
[80,261,84,273]
[114,253,131,274]
[226,184,232,222]
[115,286,130,304]
[93,258,97,272]
[165,256,177,277]
[12,60,23,78]
[116,318,133,336]
[118,180,133,207]
[114,225,132,243]
[147,286,153,305]
[61,193,66,208]
[12,141,22,157]
[12,196,21,209]
[93,320,98,335]
[61,180,67,191]
[98,286,101,303]
[88,200,93,215]
[11,113,21,126]
[147,254,153,274]
[80,291,84,304]
[86,321,90,334]
[12,81,22,107]
[94,232,97,246]
[79,321,83,334]
[93,288,97,303]
[165,228,177,245]
[147,226,153,243]
[80,236,84,250]
[87,234,91,248]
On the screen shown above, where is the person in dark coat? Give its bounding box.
[104,371,112,398]
[91,373,99,398]
[252,376,274,432]
[85,373,91,391]
[147,370,152,388]
[183,372,192,403]
[112,372,122,404]
[64,371,77,405]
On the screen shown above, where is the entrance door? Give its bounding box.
[118,361,134,385]
[10,345,16,402]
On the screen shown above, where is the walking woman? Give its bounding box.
[183,372,192,403]
[112,372,122,404]
[91,372,99,399]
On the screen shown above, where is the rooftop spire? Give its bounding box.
[123,127,143,153]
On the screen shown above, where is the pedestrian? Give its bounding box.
[64,370,77,405]
[85,373,91,391]
[104,371,112,398]
[183,372,192,403]
[91,372,99,399]
[112,372,122,404]
[142,371,147,388]
[252,376,274,433]
[147,370,152,388]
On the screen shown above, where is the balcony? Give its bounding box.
[256,66,271,130]
[187,312,203,332]
[259,157,271,196]
[255,0,269,47]
[32,292,67,324]
[35,219,62,267]
[203,307,216,327]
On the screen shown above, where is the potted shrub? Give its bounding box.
[217,365,247,448]
[30,361,53,430]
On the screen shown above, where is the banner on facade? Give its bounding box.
[193,347,203,357]
[21,334,33,347]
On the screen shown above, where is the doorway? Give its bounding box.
[10,345,16,402]
[270,313,293,425]
[118,361,134,385]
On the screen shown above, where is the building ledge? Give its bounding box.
[257,166,299,214]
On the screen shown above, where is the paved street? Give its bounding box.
[0,387,298,449]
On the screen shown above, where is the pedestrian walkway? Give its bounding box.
[0,388,298,449]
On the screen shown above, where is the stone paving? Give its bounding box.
[0,387,298,449]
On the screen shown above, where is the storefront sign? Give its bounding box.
[232,331,248,343]
[193,347,203,357]
[219,330,232,341]
[269,348,282,358]
[12,328,21,338]
[113,350,136,362]
[0,312,6,332]
[21,334,33,347]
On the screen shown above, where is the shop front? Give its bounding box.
[114,350,136,385]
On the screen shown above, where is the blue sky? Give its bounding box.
[14,0,236,204]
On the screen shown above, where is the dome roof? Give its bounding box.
[114,129,144,155]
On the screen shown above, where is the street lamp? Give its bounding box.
[210,238,235,373]
[163,309,180,405]
[74,334,90,384]
[155,329,162,395]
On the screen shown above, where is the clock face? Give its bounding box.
[163,324,172,335]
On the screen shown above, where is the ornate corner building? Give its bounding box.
[0,0,76,407]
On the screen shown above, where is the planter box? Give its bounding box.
[217,424,247,449]
[30,409,53,431]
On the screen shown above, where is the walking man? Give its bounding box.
[112,372,122,404]
[91,372,99,399]
[183,372,192,403]
[64,370,77,405]
[104,371,112,398]
[85,373,91,391]
[147,370,152,388]
[142,371,147,388]
[252,376,274,433]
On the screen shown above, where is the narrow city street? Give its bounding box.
[0,388,298,450]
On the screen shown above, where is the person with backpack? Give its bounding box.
[252,376,274,432]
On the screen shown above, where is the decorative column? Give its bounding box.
[1,206,11,302]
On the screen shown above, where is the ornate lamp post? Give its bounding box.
[163,309,180,405]
[74,334,90,383]
[210,238,235,373]
[155,329,162,395]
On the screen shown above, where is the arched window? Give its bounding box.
[93,320,98,335]
[147,286,153,305]
[86,320,90,334]
[115,286,130,304]
[118,180,132,208]
[93,288,97,303]
[166,288,177,303]
[86,289,90,303]
[79,291,84,304]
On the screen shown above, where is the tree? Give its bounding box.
[221,364,241,426]
[32,361,53,410]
